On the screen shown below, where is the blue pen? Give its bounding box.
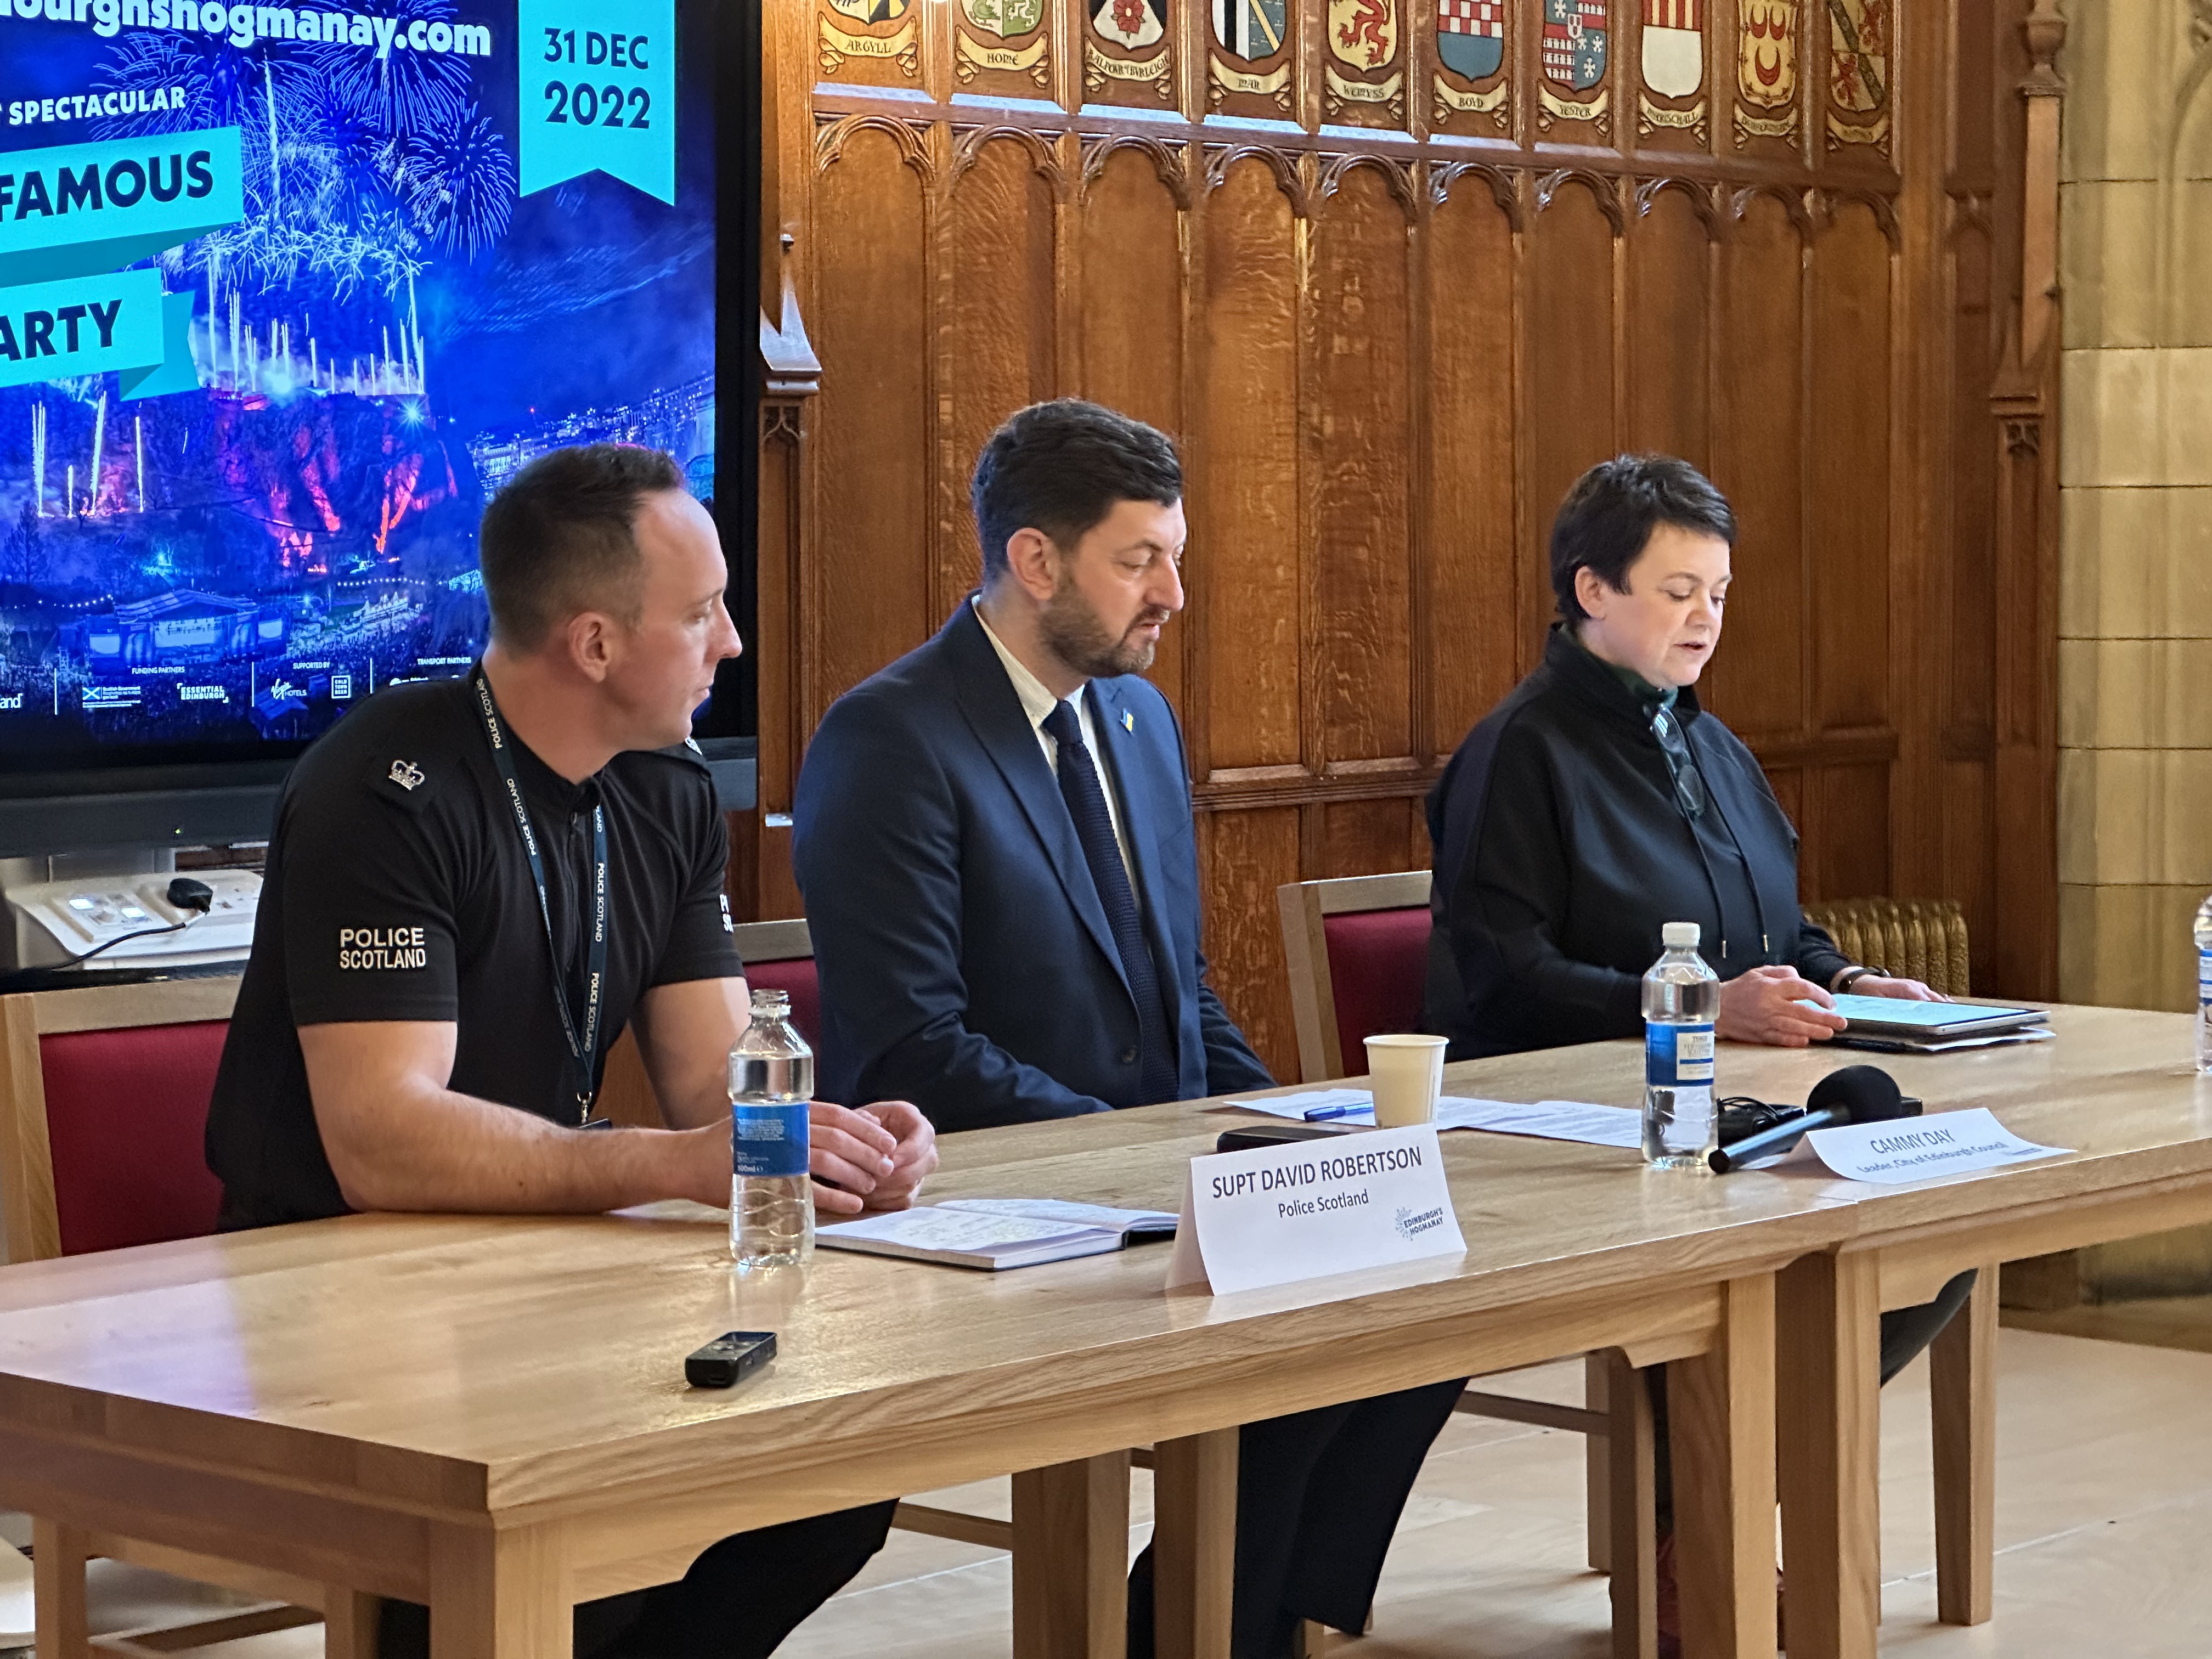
[1303,1102,1369,1122]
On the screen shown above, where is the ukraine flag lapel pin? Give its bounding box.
[1121,710,1135,733]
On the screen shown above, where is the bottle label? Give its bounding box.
[732,1102,810,1179]
[1646,1022,1716,1087]
[2201,949,2212,1008]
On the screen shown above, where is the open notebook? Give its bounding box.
[816,1198,1180,1271]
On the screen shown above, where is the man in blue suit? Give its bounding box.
[793,399,1465,1658]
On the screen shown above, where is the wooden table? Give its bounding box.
[1594,1003,2212,1659]
[0,1078,1832,1659]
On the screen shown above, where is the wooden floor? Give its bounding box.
[15,1325,2212,1657]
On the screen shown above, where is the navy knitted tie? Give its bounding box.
[1042,699,1181,1104]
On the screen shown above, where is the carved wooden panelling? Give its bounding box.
[767,0,2061,1076]
[1078,144,1189,709]
[808,121,932,733]
[1423,170,1521,755]
[1808,200,1892,735]
[1703,188,1806,741]
[1312,162,1417,768]
[1525,175,1619,656]
[1197,156,1304,776]
[1625,184,1712,464]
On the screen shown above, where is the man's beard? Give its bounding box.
[1040,581,1165,679]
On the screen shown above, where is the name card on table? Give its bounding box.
[1164,1124,1466,1295]
[1807,1107,2071,1184]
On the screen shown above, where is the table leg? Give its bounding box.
[1604,1351,1657,1659]
[1931,1261,1999,1626]
[1152,1428,1237,1659]
[323,1585,382,1659]
[31,1517,91,1659]
[428,1523,570,1659]
[1777,1251,1882,1659]
[1672,1275,1779,1659]
[1585,1353,1614,1573]
[1012,1451,1132,1659]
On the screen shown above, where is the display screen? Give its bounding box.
[0,0,714,772]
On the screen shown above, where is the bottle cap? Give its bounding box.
[1661,922,1701,949]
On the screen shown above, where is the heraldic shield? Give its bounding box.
[1329,0,1398,69]
[1094,0,1166,48]
[1216,0,1289,59]
[1439,0,1504,81]
[1641,0,1701,98]
[1541,0,1607,91]
[963,0,1044,37]
[1737,0,1797,108]
[1829,0,1887,114]
[827,0,912,20]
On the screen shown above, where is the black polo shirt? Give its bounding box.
[205,676,746,1228]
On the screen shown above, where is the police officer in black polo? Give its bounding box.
[205,443,939,1659]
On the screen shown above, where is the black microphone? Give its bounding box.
[1706,1065,1922,1173]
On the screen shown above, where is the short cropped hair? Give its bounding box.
[478,444,685,650]
[970,399,1182,582]
[1549,455,1737,622]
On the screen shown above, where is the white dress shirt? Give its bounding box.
[974,601,1138,888]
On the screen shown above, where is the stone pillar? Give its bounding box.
[2058,0,2212,1012]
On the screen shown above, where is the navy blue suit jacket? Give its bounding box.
[792,601,1273,1132]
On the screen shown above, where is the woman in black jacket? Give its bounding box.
[1425,453,1944,1054]
[1426,454,1970,1651]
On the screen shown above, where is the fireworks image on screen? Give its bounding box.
[0,1,714,758]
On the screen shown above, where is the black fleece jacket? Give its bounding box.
[1423,627,1849,1059]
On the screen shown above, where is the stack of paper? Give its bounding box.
[1223,1091,1643,1149]
[1442,1097,1644,1149]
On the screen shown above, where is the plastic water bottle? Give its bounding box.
[1643,921,1722,1169]
[730,988,815,1271]
[2196,895,2212,1074]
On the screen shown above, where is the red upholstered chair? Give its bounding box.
[26,1020,228,1259]
[0,978,238,1267]
[1276,871,1434,1083]
[0,977,375,1657]
[1276,872,1662,1643]
[733,917,821,1047]
[596,918,822,1130]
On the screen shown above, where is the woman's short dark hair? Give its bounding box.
[478,443,686,649]
[971,399,1182,582]
[1549,455,1737,622]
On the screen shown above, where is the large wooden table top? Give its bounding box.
[0,1005,2194,1540]
[0,1065,1839,1543]
[1554,1003,2212,1294]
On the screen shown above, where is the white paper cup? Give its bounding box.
[1364,1034,1447,1127]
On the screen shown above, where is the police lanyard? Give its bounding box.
[470,664,608,1127]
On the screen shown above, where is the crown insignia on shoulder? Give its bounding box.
[388,759,426,791]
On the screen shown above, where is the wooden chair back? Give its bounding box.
[596,918,817,1129]
[734,917,820,1043]
[0,976,239,1266]
[1276,872,1434,1084]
